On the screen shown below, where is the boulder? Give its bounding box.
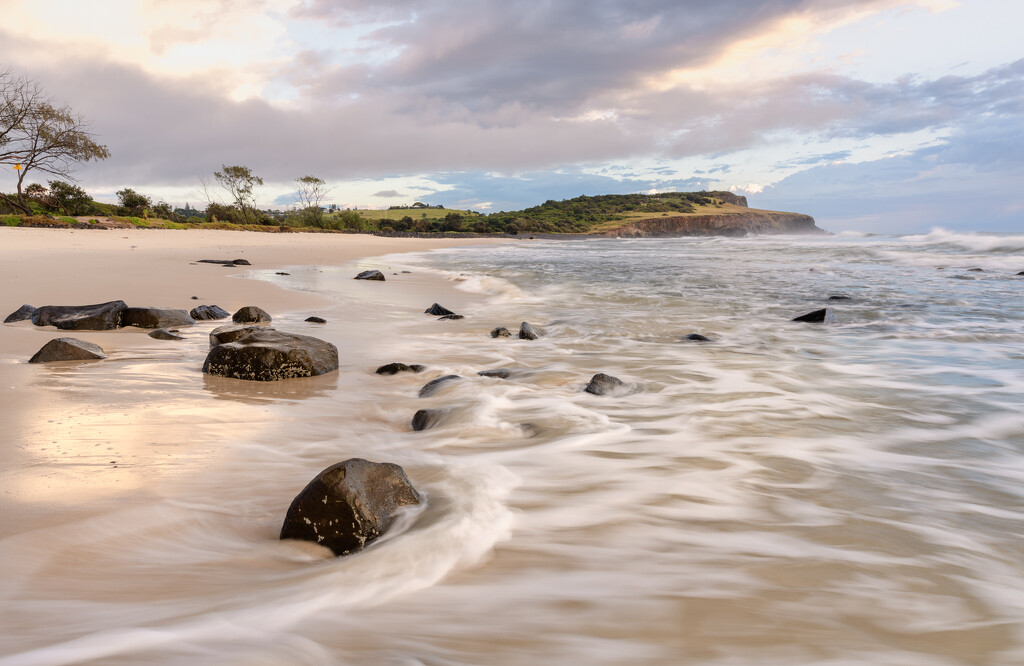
[280,458,421,557]
[519,322,545,340]
[31,300,127,330]
[122,307,195,329]
[305,316,327,324]
[478,368,511,379]
[276,272,290,276]
[232,306,272,324]
[4,304,36,323]
[418,374,461,397]
[584,372,626,396]
[490,327,512,338]
[1017,271,1024,276]
[209,324,265,346]
[411,408,448,431]
[149,328,184,340]
[683,333,711,342]
[197,258,250,265]
[203,328,339,381]
[376,362,425,375]
[29,337,106,363]
[190,304,231,321]
[354,270,385,281]
[792,308,837,323]
[437,314,464,320]
[424,303,454,316]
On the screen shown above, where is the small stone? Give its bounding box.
[418,374,461,397]
[354,270,385,281]
[190,304,231,321]
[276,271,290,276]
[478,368,511,379]
[584,372,625,396]
[191,296,199,300]
[490,327,512,338]
[29,337,106,363]
[519,322,545,340]
[683,333,711,342]
[438,314,464,320]
[411,408,448,431]
[792,308,837,323]
[967,268,984,272]
[376,362,418,375]
[232,306,271,323]
[149,328,184,340]
[827,295,852,301]
[305,316,327,324]
[424,303,454,316]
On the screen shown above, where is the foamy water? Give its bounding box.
[3,230,1024,664]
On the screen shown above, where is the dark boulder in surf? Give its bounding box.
[190,304,231,321]
[203,328,339,381]
[519,322,545,340]
[437,314,464,320]
[280,458,421,557]
[354,270,386,281]
[29,337,106,363]
[376,362,425,375]
[31,300,127,330]
[197,258,250,266]
[490,327,512,338]
[584,372,626,396]
[827,295,853,302]
[305,316,327,324]
[792,308,837,323]
[411,408,448,431]
[232,305,272,324]
[418,374,461,397]
[478,368,512,379]
[424,303,454,316]
[149,328,184,340]
[122,307,195,329]
[4,304,36,323]
[683,333,711,342]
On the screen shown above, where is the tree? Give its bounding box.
[117,188,151,216]
[48,180,92,215]
[295,175,329,228]
[0,70,109,215]
[213,165,262,225]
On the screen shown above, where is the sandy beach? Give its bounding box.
[0,228,507,537]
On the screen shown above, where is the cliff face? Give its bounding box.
[601,210,822,238]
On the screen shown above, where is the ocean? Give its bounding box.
[3,228,1024,665]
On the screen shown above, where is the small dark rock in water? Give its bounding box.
[149,328,184,340]
[276,272,290,276]
[29,337,106,363]
[209,324,264,347]
[792,308,837,323]
[122,307,195,329]
[375,362,426,375]
[519,322,545,340]
[191,296,199,300]
[683,333,711,342]
[190,304,231,321]
[203,328,338,381]
[401,270,411,274]
[418,374,461,397]
[354,270,385,281]
[305,316,327,324]
[232,305,272,323]
[967,268,984,272]
[828,295,853,302]
[424,303,454,316]
[1016,271,1024,276]
[438,314,464,320]
[197,258,250,266]
[4,304,36,323]
[31,300,127,330]
[584,372,625,396]
[411,408,448,431]
[279,458,421,557]
[478,368,511,379]
[490,327,512,338]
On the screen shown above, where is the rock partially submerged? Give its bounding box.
[149,328,184,340]
[280,458,421,557]
[424,303,454,316]
[305,316,327,324]
[190,304,231,321]
[354,270,386,281]
[197,258,250,266]
[584,372,625,396]
[792,308,837,323]
[29,337,106,363]
[683,333,711,342]
[438,314,464,320]
[827,295,853,302]
[203,328,339,381]
[376,362,425,375]
[519,322,545,340]
[418,374,461,397]
[232,306,272,324]
[4,304,36,323]
[209,324,264,346]
[490,327,512,338]
[411,408,448,431]
[31,300,127,330]
[122,307,195,329]
[478,368,512,379]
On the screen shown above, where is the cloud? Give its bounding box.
[372,189,403,197]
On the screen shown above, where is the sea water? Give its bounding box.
[2,229,1024,665]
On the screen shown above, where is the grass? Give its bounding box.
[332,208,477,222]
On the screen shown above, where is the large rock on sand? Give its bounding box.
[4,304,36,323]
[209,324,265,346]
[232,306,272,324]
[31,300,127,330]
[280,458,421,556]
[29,337,106,363]
[203,328,339,381]
[122,307,195,329]
[190,304,231,321]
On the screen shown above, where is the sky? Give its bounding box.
[1,0,1022,232]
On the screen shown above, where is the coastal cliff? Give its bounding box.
[599,206,822,238]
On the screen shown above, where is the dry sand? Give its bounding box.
[0,227,508,535]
